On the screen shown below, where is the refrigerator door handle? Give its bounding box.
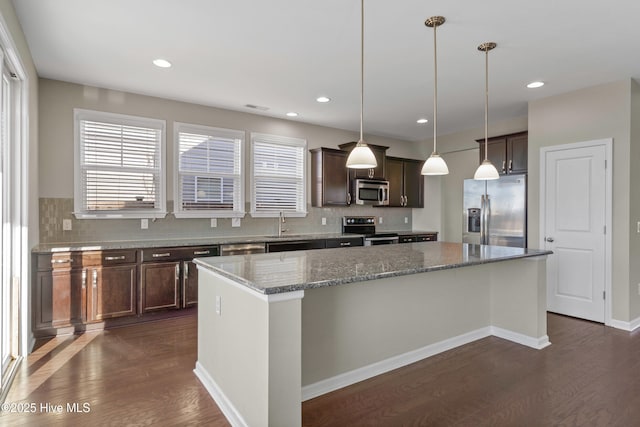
[480,195,486,245]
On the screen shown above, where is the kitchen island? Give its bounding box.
[194,242,550,427]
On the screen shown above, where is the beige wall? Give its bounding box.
[528,79,633,321]
[38,78,422,200]
[629,80,640,319]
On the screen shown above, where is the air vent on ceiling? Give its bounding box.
[244,104,269,111]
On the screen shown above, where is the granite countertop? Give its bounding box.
[31,233,365,253]
[194,242,551,295]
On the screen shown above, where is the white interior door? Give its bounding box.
[542,141,609,323]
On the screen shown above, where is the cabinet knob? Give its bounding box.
[545,237,555,242]
[502,160,506,173]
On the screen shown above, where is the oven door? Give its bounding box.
[364,236,399,246]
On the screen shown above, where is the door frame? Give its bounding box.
[539,138,613,325]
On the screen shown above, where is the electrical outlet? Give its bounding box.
[637,221,640,233]
[404,217,408,224]
[379,216,383,224]
[232,218,241,227]
[141,218,148,229]
[321,217,327,226]
[210,218,217,228]
[215,296,222,315]
[62,219,72,231]
[637,283,640,295]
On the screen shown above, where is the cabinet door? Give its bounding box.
[311,149,350,207]
[140,262,180,313]
[34,268,86,329]
[183,261,198,308]
[89,265,137,320]
[507,133,528,174]
[398,235,418,244]
[385,157,404,207]
[403,159,424,208]
[416,234,437,242]
[480,138,507,174]
[349,146,386,180]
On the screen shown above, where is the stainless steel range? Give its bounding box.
[342,216,399,246]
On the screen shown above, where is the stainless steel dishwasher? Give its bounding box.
[219,243,266,256]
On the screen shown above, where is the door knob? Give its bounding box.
[545,237,554,242]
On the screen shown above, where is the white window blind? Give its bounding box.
[74,109,166,218]
[251,133,307,217]
[174,123,244,218]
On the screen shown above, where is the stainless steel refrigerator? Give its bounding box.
[462,174,527,248]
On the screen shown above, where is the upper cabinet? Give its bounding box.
[310,147,351,207]
[386,157,424,208]
[477,131,528,175]
[338,142,388,180]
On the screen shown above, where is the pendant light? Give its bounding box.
[346,0,377,169]
[421,16,449,176]
[474,42,500,180]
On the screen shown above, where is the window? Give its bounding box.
[74,109,166,218]
[174,123,244,218]
[250,133,307,217]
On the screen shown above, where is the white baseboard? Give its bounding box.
[194,361,248,427]
[302,327,492,401]
[490,326,551,349]
[610,316,640,332]
[302,326,550,402]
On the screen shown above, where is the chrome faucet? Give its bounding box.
[278,211,288,237]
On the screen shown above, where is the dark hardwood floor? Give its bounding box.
[2,313,640,426]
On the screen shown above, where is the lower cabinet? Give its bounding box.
[89,264,137,321]
[140,262,180,313]
[398,233,438,243]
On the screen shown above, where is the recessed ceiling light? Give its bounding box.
[316,96,331,103]
[286,112,299,117]
[527,81,544,89]
[416,118,429,124]
[153,59,172,68]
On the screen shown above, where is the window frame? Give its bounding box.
[73,109,167,219]
[250,132,307,218]
[173,122,245,219]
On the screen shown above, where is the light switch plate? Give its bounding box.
[141,218,148,229]
[321,217,327,226]
[232,218,241,227]
[62,219,72,231]
[379,217,383,224]
[215,296,222,315]
[404,217,408,224]
[210,218,217,228]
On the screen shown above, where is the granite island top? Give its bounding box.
[194,241,551,295]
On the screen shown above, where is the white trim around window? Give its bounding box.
[73,109,167,219]
[250,132,307,218]
[173,122,245,218]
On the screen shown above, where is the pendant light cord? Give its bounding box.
[359,0,364,144]
[484,48,489,161]
[432,22,438,153]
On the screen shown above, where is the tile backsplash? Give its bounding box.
[39,198,413,243]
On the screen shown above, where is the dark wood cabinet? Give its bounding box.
[398,233,438,243]
[34,255,85,329]
[89,263,137,320]
[267,240,326,253]
[324,237,364,248]
[140,262,180,313]
[182,261,199,308]
[339,142,387,180]
[386,157,424,208]
[478,131,528,175]
[310,147,351,207]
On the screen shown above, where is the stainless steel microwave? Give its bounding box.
[353,179,389,206]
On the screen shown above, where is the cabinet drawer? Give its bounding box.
[179,245,219,259]
[141,247,184,262]
[267,240,325,253]
[398,235,418,244]
[37,252,83,270]
[83,250,138,266]
[417,234,437,242]
[325,237,363,248]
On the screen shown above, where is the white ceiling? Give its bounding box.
[11,0,640,142]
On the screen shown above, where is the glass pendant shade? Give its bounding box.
[421,152,449,175]
[346,141,377,169]
[473,159,499,180]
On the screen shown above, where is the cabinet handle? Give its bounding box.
[104,255,126,261]
[347,192,351,205]
[152,253,171,258]
[92,269,98,289]
[175,264,180,280]
[340,242,351,246]
[184,262,189,277]
[82,269,87,289]
[509,160,513,171]
[502,160,506,173]
[182,263,188,308]
[193,250,210,256]
[51,259,72,264]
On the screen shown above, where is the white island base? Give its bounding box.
[194,252,548,427]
